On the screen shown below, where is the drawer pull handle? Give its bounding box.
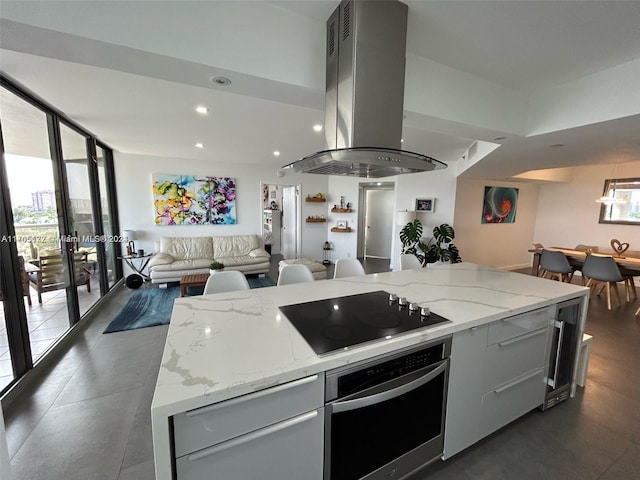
[186,375,319,417]
[186,410,319,461]
[497,328,546,347]
[493,368,544,394]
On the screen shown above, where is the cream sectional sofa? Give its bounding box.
[148,235,270,283]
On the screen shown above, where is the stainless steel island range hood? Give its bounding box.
[283,0,447,178]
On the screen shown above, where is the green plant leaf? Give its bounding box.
[433,224,455,244]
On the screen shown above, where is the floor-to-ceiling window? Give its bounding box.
[0,78,121,394]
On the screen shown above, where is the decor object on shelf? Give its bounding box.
[415,198,435,213]
[399,219,461,265]
[337,220,347,229]
[152,173,236,225]
[482,186,518,223]
[610,239,630,257]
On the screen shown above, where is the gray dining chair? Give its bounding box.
[539,249,573,283]
[581,255,624,310]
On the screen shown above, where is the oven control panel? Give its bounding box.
[337,343,446,397]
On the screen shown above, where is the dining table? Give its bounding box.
[529,247,640,277]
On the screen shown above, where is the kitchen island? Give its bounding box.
[152,263,588,480]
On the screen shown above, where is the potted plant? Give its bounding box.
[399,219,461,266]
[209,261,225,275]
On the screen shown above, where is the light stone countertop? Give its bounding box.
[151,263,588,479]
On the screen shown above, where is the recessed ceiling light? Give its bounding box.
[401,138,404,143]
[195,106,208,114]
[313,124,323,132]
[210,76,232,86]
[195,143,204,149]
[273,151,280,156]
[549,143,565,148]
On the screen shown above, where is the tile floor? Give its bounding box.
[3,260,639,480]
[0,275,102,390]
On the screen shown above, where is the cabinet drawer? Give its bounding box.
[487,306,552,345]
[480,368,546,437]
[173,373,324,458]
[484,327,548,391]
[176,408,324,480]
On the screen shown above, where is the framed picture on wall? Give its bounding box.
[415,198,435,213]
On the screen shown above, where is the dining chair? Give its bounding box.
[539,249,573,283]
[399,254,422,270]
[277,264,315,286]
[333,258,366,279]
[28,251,91,303]
[18,256,32,306]
[581,255,624,310]
[203,270,250,294]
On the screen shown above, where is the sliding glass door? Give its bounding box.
[0,78,121,394]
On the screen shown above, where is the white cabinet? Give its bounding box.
[175,409,324,480]
[444,306,553,459]
[172,374,324,480]
[443,325,487,459]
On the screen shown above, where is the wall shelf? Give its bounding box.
[306,218,327,223]
[330,227,352,233]
[305,197,326,203]
[331,208,352,213]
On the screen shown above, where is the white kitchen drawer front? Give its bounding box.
[480,368,546,437]
[173,373,324,458]
[483,327,548,392]
[487,306,553,345]
[175,408,324,480]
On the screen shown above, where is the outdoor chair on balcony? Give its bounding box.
[28,251,91,303]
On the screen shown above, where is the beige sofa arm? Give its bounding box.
[249,248,271,259]
[148,252,175,268]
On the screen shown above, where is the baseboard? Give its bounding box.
[498,263,532,271]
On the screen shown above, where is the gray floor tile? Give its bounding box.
[10,387,144,480]
[118,460,156,480]
[598,443,640,480]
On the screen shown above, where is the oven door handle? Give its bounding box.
[331,360,447,413]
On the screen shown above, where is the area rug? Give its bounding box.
[104,277,275,334]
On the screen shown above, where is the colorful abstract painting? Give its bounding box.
[152,174,236,225]
[482,186,518,223]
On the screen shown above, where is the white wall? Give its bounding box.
[391,168,458,270]
[114,153,329,267]
[533,162,640,252]
[454,178,540,270]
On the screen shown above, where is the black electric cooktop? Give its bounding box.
[279,290,450,356]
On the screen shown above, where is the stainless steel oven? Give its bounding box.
[324,337,452,480]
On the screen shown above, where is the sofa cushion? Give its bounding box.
[218,255,269,268]
[213,235,261,258]
[150,258,212,272]
[160,237,213,260]
[249,248,270,259]
[148,252,174,268]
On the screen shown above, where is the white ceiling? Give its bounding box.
[1,0,639,180]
